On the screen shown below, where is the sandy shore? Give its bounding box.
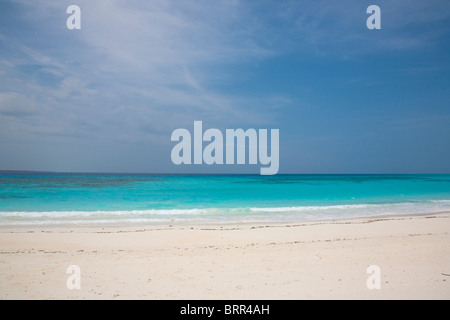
[0,214,449,300]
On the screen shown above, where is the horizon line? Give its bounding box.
[0,170,449,176]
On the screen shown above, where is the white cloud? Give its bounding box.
[0,92,36,117]
[3,0,281,129]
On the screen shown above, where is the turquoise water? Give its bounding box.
[1,173,450,225]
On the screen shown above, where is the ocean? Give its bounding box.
[1,172,450,226]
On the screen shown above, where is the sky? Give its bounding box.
[0,0,449,174]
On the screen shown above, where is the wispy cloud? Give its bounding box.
[266,0,450,55]
[0,92,36,117]
[0,0,289,153]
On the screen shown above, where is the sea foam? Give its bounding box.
[1,201,449,226]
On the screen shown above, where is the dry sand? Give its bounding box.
[0,214,449,300]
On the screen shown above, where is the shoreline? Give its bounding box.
[0,213,449,299]
[1,210,449,231]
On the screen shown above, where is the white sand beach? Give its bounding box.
[0,214,449,300]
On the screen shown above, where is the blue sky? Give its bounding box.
[0,0,449,173]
